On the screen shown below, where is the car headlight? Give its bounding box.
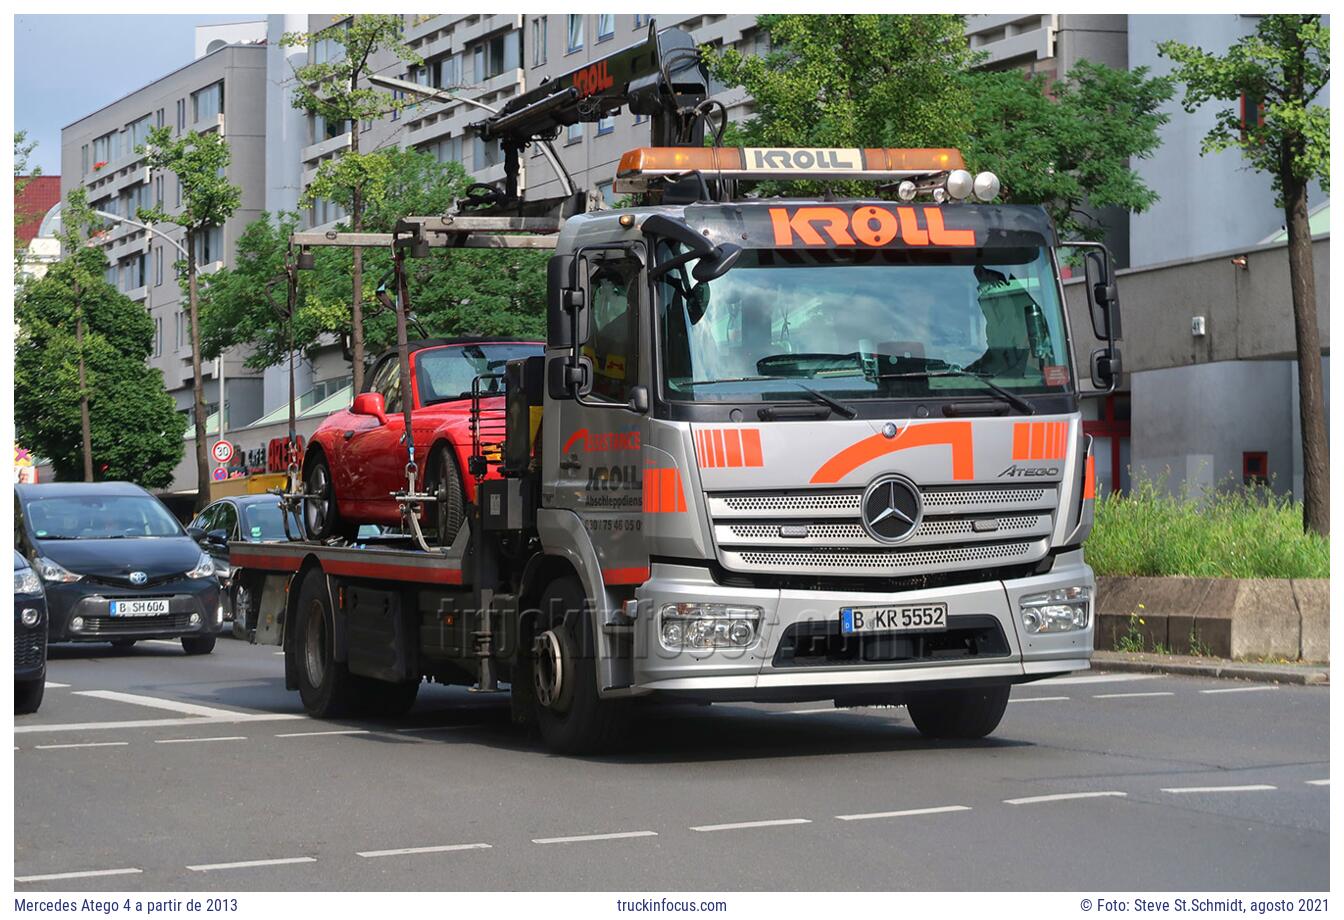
[659,603,763,650]
[21,607,42,627]
[187,552,216,579]
[35,557,83,584]
[15,568,44,595]
[1020,586,1091,634]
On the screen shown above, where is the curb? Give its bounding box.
[1092,651,1329,686]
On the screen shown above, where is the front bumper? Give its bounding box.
[630,552,1094,700]
[14,592,48,681]
[45,578,221,642]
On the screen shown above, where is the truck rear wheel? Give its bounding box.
[294,566,356,718]
[907,684,1011,739]
[531,575,629,754]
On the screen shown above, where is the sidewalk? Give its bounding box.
[1092,650,1329,686]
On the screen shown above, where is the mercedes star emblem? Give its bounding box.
[860,475,923,544]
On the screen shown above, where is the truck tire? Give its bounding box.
[357,678,420,718]
[181,634,216,655]
[907,684,1011,739]
[15,678,44,714]
[427,444,465,547]
[531,575,629,754]
[294,566,357,718]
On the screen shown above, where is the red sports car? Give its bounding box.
[302,338,543,544]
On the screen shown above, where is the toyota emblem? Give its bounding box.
[860,475,923,544]
[129,571,148,586]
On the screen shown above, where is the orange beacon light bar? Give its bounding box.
[616,147,966,190]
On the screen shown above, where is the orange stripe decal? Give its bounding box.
[712,430,725,467]
[741,429,763,467]
[1013,422,1068,461]
[724,429,743,467]
[694,428,765,468]
[643,465,687,513]
[1084,454,1096,500]
[1012,423,1030,461]
[810,421,974,484]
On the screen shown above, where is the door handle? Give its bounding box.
[559,455,581,471]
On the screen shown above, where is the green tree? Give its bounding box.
[705,15,1173,239]
[1160,16,1330,535]
[15,199,186,486]
[138,124,242,510]
[282,14,421,394]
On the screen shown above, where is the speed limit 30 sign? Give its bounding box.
[211,440,236,464]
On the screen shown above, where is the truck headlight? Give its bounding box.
[1020,586,1090,634]
[187,552,216,579]
[35,557,83,584]
[658,603,762,650]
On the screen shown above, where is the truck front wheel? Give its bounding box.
[294,566,356,718]
[530,576,629,754]
[906,684,1011,739]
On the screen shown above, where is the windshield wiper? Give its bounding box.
[880,369,1036,415]
[793,383,858,419]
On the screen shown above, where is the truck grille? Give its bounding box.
[708,484,1057,577]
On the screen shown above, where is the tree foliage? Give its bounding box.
[137,125,240,237]
[706,14,1174,239]
[281,15,419,128]
[15,244,186,486]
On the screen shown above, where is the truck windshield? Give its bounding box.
[657,246,1072,405]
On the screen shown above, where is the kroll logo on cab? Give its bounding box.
[768,205,978,249]
[748,148,861,172]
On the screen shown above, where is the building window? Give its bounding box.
[634,15,650,29]
[473,136,503,170]
[155,246,164,286]
[432,53,462,89]
[567,122,583,145]
[1239,93,1265,142]
[312,22,348,65]
[1243,451,1269,487]
[155,107,165,128]
[81,144,89,175]
[154,175,164,207]
[91,131,116,167]
[176,99,186,132]
[176,310,187,349]
[390,89,404,121]
[426,135,463,164]
[596,180,617,206]
[597,14,615,42]
[192,81,224,124]
[120,252,147,291]
[153,316,163,357]
[175,176,181,208]
[312,197,347,227]
[474,31,519,82]
[597,114,614,136]
[193,225,223,265]
[566,14,584,53]
[312,113,350,143]
[531,16,547,67]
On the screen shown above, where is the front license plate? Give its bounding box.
[109,599,171,617]
[840,603,948,635]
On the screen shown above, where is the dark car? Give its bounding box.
[14,551,47,713]
[15,482,221,655]
[188,493,300,636]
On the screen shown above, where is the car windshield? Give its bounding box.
[415,343,542,405]
[241,502,301,542]
[25,494,184,540]
[657,246,1071,404]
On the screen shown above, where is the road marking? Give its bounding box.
[13,713,306,734]
[1093,691,1175,699]
[1009,696,1070,703]
[1036,673,1158,686]
[1005,791,1127,805]
[44,681,70,688]
[532,831,658,845]
[275,729,370,738]
[143,639,182,646]
[836,805,971,821]
[1161,784,1277,794]
[395,725,471,733]
[773,707,846,715]
[33,741,130,750]
[74,690,249,719]
[358,843,492,858]
[188,857,316,872]
[155,736,247,745]
[1305,779,1329,786]
[1200,685,1278,694]
[16,867,143,883]
[690,818,812,832]
[274,651,285,656]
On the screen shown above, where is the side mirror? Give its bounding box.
[1090,346,1122,390]
[546,255,590,348]
[547,354,593,400]
[206,529,229,548]
[692,242,743,283]
[351,391,388,425]
[627,385,650,414]
[187,526,205,541]
[1083,249,1121,340]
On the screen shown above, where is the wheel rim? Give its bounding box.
[305,463,330,534]
[304,598,327,688]
[533,629,565,709]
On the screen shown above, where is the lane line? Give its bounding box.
[1093,691,1175,699]
[1305,779,1330,786]
[1005,791,1127,805]
[690,818,811,832]
[772,707,847,715]
[187,857,316,872]
[44,681,70,688]
[358,843,492,858]
[33,741,129,750]
[155,736,247,745]
[394,726,471,734]
[273,651,285,656]
[1200,685,1278,694]
[1009,696,1070,703]
[15,713,306,734]
[1036,673,1158,686]
[532,831,658,845]
[16,867,143,883]
[142,639,182,647]
[1161,784,1277,794]
[836,805,971,821]
[74,690,251,719]
[275,729,370,738]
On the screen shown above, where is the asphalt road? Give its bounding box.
[14,634,1330,892]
